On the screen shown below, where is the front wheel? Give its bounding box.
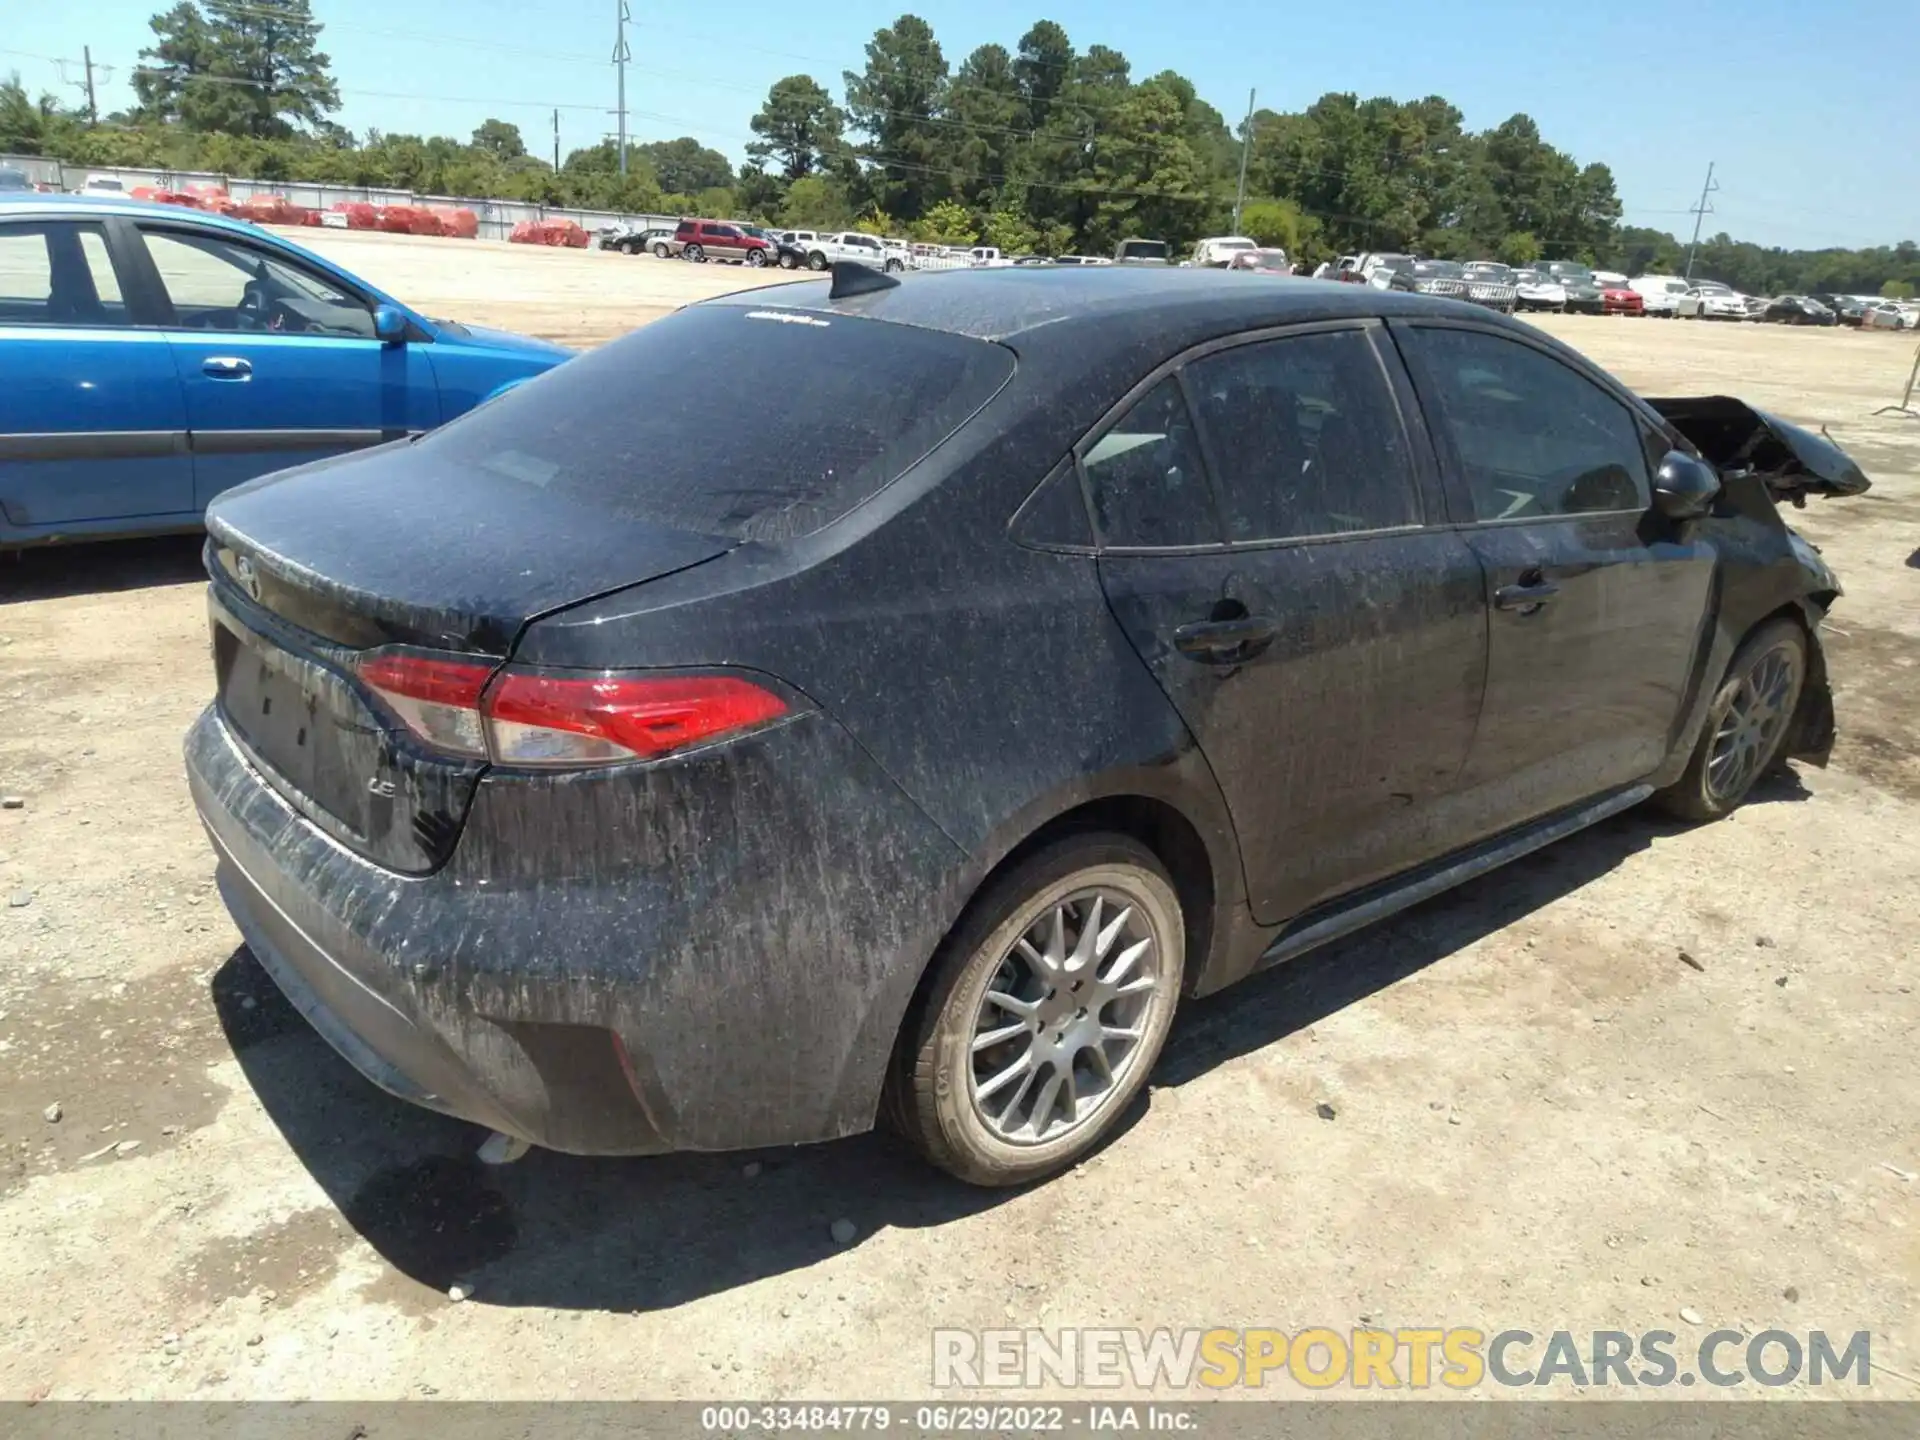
[1654,619,1807,822]
[652,241,669,258]
[779,251,798,269]
[888,833,1184,1186]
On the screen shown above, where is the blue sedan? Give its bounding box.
[0,194,572,547]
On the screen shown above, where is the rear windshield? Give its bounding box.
[1118,240,1169,260]
[418,304,1015,543]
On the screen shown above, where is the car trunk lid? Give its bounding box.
[203,440,733,873]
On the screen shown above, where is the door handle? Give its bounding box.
[201,356,252,379]
[1494,572,1561,613]
[1174,614,1277,661]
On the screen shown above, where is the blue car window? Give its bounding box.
[141,228,375,339]
[0,221,128,327]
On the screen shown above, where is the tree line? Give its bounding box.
[1,1,1915,298]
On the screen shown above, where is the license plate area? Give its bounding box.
[208,587,487,873]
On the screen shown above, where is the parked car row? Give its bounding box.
[604,217,1919,328]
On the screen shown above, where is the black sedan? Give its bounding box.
[187,266,1867,1186]
[1767,295,1837,325]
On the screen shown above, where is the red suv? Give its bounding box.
[671,219,773,267]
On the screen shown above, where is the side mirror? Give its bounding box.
[1652,450,1722,520]
[372,304,408,345]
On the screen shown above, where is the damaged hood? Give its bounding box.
[1646,395,1872,500]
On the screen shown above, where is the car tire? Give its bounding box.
[887,832,1185,1187]
[885,258,904,274]
[685,244,705,262]
[779,252,797,269]
[808,251,828,271]
[652,241,669,258]
[747,249,767,268]
[1653,618,1808,823]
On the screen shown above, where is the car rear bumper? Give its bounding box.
[185,697,967,1156]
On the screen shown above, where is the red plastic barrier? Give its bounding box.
[235,193,304,225]
[330,201,379,230]
[430,206,478,239]
[509,218,588,246]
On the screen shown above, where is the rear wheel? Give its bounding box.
[779,251,798,269]
[652,241,669,258]
[889,833,1184,1186]
[1654,619,1807,822]
[808,250,828,271]
[685,243,705,262]
[746,249,767,268]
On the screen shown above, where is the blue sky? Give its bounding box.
[6,0,1915,249]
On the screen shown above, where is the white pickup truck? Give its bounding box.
[797,232,906,273]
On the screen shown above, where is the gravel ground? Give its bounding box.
[1,234,1916,1401]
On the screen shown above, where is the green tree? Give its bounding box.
[747,74,846,180]
[634,137,733,195]
[1499,231,1542,266]
[982,209,1040,254]
[913,198,977,243]
[470,118,526,162]
[1239,198,1314,254]
[780,174,855,229]
[844,14,951,219]
[1881,279,1914,299]
[0,74,80,154]
[141,0,341,137]
[1013,20,1074,128]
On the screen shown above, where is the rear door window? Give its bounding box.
[418,304,1014,542]
[1080,376,1220,548]
[1185,329,1420,541]
[0,221,131,326]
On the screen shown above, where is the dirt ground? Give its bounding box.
[2,232,1917,1402]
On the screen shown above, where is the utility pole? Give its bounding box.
[82,45,98,125]
[1684,160,1718,280]
[552,108,560,172]
[611,0,631,177]
[1231,88,1256,235]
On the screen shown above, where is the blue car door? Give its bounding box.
[0,216,193,536]
[134,222,439,506]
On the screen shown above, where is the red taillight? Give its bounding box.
[486,672,788,766]
[355,650,788,768]
[357,652,495,758]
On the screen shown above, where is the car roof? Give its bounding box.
[0,191,272,242]
[708,265,1503,345]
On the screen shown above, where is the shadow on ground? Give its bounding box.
[1,534,206,603]
[213,795,1783,1313]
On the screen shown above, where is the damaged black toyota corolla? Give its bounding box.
[186,266,1869,1186]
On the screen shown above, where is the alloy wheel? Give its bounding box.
[1706,643,1801,803]
[967,888,1167,1146]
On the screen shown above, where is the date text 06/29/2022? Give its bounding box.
[700,1405,1195,1433]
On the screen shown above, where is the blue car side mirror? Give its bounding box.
[372,305,408,345]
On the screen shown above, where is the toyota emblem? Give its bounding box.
[235,555,262,602]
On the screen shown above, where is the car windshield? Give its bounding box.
[1247,250,1288,267]
[420,304,1016,544]
[1696,283,1732,295]
[1555,268,1594,283]
[1118,240,1169,260]
[1415,261,1465,278]
[1465,263,1512,280]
